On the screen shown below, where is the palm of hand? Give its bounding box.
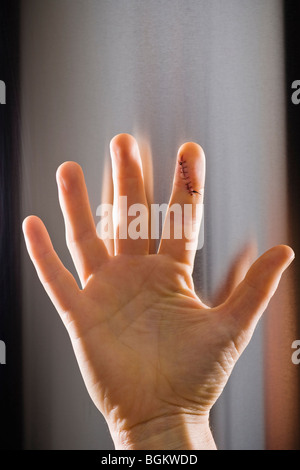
[72,254,233,430]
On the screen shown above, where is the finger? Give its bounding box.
[136,137,156,254]
[212,240,257,306]
[22,216,81,322]
[56,162,109,286]
[222,245,295,337]
[110,133,149,255]
[98,157,115,256]
[158,142,205,270]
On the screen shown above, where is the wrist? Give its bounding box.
[110,414,217,450]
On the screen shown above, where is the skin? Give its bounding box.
[23,133,295,450]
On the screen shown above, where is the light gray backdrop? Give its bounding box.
[21,0,287,449]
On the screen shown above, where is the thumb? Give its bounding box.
[222,245,295,337]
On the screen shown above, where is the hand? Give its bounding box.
[23,133,295,450]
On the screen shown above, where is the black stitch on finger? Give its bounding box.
[178,156,202,196]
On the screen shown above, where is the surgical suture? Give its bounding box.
[178,157,202,196]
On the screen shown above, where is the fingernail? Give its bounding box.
[57,174,68,191]
[285,250,295,268]
[56,162,81,192]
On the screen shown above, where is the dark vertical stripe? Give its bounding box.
[0,0,22,449]
[284,0,300,450]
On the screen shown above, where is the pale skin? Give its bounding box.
[23,133,295,450]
